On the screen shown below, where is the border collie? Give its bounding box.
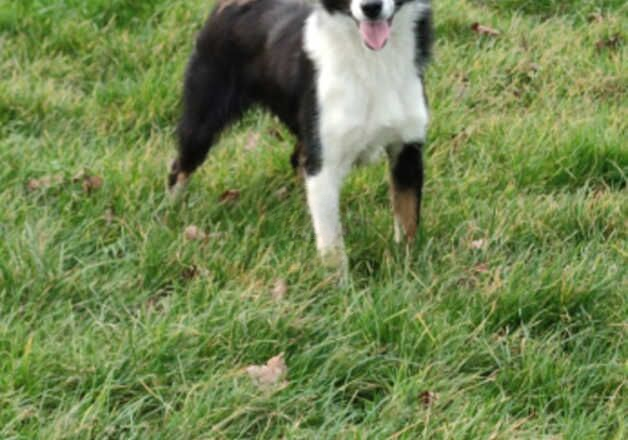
[168,0,433,272]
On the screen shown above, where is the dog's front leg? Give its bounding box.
[388,142,424,243]
[305,164,349,277]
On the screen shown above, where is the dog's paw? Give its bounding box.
[320,246,350,287]
[167,161,189,204]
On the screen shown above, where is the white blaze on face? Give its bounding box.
[350,0,396,51]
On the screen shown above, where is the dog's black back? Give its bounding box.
[171,0,316,182]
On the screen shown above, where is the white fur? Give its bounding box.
[303,3,430,262]
[305,166,349,276]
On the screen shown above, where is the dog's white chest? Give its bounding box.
[304,7,429,165]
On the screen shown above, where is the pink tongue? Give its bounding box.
[359,21,391,51]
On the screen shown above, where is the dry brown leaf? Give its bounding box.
[184,225,207,241]
[596,33,623,51]
[473,263,490,274]
[219,189,241,203]
[246,353,288,388]
[420,390,439,407]
[471,22,500,37]
[271,279,288,300]
[471,239,487,250]
[27,175,63,191]
[72,171,103,193]
[244,132,261,151]
[82,175,103,192]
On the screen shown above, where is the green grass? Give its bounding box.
[1,0,626,437]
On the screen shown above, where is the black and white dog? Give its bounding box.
[168,0,433,271]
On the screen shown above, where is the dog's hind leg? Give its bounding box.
[168,53,248,198]
[388,142,424,243]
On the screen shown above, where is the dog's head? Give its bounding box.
[320,0,429,51]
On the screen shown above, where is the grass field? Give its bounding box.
[1,0,627,438]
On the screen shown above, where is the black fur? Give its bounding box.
[169,0,432,186]
[321,0,351,14]
[170,0,316,181]
[414,9,433,73]
[170,0,432,185]
[392,142,424,194]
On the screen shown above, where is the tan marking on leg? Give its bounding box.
[392,187,418,242]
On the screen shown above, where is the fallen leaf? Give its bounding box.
[471,239,487,250]
[72,171,103,193]
[27,175,63,191]
[184,225,207,241]
[471,22,500,37]
[82,175,103,192]
[596,33,623,51]
[219,189,240,203]
[473,263,490,274]
[420,390,439,407]
[271,279,288,300]
[244,132,261,151]
[246,353,288,388]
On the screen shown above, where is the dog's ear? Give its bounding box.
[320,0,351,14]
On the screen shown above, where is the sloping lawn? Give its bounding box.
[1,0,626,437]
